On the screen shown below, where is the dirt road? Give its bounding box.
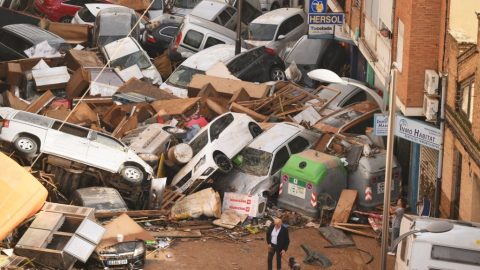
[145,227,395,269]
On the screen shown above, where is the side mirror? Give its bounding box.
[277,35,286,40]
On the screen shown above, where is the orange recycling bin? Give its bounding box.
[0,152,47,241]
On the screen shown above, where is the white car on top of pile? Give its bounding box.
[171,112,263,194]
[0,107,153,184]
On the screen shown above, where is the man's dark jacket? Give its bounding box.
[266,224,290,251]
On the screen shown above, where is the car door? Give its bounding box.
[87,132,127,172]
[43,121,90,162]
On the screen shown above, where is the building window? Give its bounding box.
[458,77,475,122]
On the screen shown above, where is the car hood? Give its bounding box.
[244,40,271,49]
[215,169,268,196]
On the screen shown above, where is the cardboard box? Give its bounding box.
[66,68,90,99]
[64,50,103,71]
[222,192,267,218]
[7,63,22,86]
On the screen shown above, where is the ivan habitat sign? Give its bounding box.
[373,114,442,150]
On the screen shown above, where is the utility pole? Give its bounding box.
[380,64,398,270]
[235,0,243,55]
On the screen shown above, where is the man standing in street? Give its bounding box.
[266,218,290,270]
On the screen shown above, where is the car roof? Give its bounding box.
[85,3,124,17]
[97,6,136,15]
[248,122,303,153]
[104,36,140,60]
[190,0,228,21]
[251,8,303,25]
[2,24,64,45]
[180,44,244,70]
[184,14,236,39]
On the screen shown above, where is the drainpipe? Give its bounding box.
[433,74,447,217]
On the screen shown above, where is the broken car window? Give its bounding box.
[248,23,277,41]
[288,136,310,154]
[52,122,89,138]
[183,30,204,49]
[166,65,205,87]
[189,129,209,156]
[236,147,273,176]
[110,50,151,70]
[209,113,234,141]
[271,146,290,175]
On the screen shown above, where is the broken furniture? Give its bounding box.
[14,202,105,270]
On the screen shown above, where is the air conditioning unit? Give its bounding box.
[423,95,439,121]
[424,69,439,95]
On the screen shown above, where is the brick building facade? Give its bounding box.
[440,15,480,222]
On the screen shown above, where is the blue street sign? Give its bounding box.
[309,0,327,13]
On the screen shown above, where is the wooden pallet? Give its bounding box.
[160,187,185,210]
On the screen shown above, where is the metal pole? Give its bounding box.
[380,65,397,270]
[235,0,243,55]
[433,74,447,217]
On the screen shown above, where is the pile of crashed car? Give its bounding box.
[0,0,401,268]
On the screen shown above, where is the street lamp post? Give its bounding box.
[389,221,454,252]
[235,0,243,55]
[307,68,395,270]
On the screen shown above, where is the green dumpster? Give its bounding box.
[277,149,347,218]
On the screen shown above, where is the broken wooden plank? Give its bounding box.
[3,91,28,110]
[229,88,251,103]
[330,189,358,225]
[94,210,170,219]
[151,97,201,116]
[230,102,267,121]
[332,225,377,238]
[150,230,202,238]
[116,78,176,100]
[25,90,54,114]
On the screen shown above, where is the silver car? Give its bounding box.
[0,107,153,184]
[214,122,320,198]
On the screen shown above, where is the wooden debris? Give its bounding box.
[25,90,54,114]
[330,189,358,225]
[230,102,267,121]
[332,224,377,238]
[95,210,170,219]
[160,187,185,211]
[150,229,202,238]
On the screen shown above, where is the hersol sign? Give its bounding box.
[395,115,442,150]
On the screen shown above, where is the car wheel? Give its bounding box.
[14,136,38,155]
[60,16,73,23]
[121,165,144,184]
[270,2,280,10]
[214,153,233,173]
[248,123,262,138]
[270,67,286,81]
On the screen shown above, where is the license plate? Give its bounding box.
[377,182,394,194]
[106,259,128,266]
[288,183,306,199]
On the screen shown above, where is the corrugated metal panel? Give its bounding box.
[419,146,438,198]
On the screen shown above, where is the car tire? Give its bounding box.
[270,2,280,10]
[121,165,144,184]
[270,66,286,81]
[248,123,262,138]
[214,153,233,173]
[14,136,38,155]
[60,16,73,23]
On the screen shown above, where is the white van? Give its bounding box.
[395,215,480,270]
[169,14,240,59]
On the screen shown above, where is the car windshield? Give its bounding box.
[166,65,205,87]
[99,14,132,36]
[248,23,277,41]
[189,129,209,156]
[236,147,273,176]
[174,0,199,9]
[110,50,151,69]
